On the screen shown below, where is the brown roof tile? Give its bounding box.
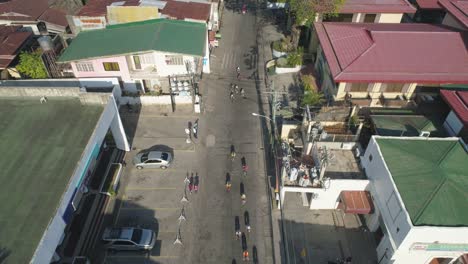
[0,25,32,68]
[161,1,211,21]
[77,0,139,16]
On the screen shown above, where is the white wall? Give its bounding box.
[306,179,370,209]
[31,96,129,264]
[375,13,404,23]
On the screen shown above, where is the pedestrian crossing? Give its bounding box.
[220,51,240,70]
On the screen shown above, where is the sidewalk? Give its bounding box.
[255,4,287,264]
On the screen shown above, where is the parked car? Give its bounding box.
[133,150,173,169]
[102,227,156,251]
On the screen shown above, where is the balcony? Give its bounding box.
[129,66,159,79]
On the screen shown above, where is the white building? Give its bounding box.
[0,84,130,263]
[361,136,468,264]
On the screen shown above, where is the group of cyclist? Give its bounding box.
[228,145,252,261]
[230,66,246,102]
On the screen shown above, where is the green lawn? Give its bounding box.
[0,97,103,263]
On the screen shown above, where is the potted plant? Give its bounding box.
[272,37,292,58]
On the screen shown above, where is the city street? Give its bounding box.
[100,1,275,263]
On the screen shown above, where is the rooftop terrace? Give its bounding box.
[0,97,103,263]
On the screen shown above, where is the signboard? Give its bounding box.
[73,16,106,31]
[411,243,468,252]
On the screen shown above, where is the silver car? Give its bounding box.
[102,227,156,251]
[133,151,172,169]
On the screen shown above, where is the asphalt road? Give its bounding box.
[98,2,274,263]
[181,2,275,263]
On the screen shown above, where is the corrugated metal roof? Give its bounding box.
[414,0,442,9]
[161,1,210,21]
[58,19,206,62]
[439,0,468,28]
[0,25,32,69]
[78,0,140,16]
[376,137,468,226]
[315,22,468,84]
[341,0,416,13]
[440,89,468,125]
[0,0,68,26]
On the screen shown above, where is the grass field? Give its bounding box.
[0,97,103,263]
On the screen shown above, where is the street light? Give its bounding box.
[251,112,273,122]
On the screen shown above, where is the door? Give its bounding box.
[133,56,142,70]
[144,159,162,168]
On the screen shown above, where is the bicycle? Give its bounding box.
[242,164,248,177]
[230,145,236,161]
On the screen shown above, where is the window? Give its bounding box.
[103,62,120,71]
[131,229,143,243]
[350,83,369,92]
[133,56,141,70]
[141,153,149,162]
[140,54,155,64]
[76,62,94,72]
[363,14,377,23]
[323,13,353,22]
[384,83,405,93]
[114,241,135,245]
[165,55,184,65]
[146,159,161,164]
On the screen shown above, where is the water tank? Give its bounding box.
[38,36,53,52]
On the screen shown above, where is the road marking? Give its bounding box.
[126,187,177,191]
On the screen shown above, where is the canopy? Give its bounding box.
[340,191,374,214]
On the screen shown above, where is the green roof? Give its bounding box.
[440,84,468,90]
[371,115,446,137]
[0,98,103,263]
[376,138,468,227]
[58,19,206,62]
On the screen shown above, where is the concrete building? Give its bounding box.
[316,0,416,23]
[310,22,468,107]
[361,137,468,264]
[0,0,69,34]
[440,89,468,143]
[58,19,210,93]
[68,0,217,34]
[0,84,129,263]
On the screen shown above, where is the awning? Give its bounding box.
[340,191,374,214]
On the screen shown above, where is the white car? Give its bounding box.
[133,151,172,169]
[102,227,156,251]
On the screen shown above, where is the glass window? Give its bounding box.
[131,229,143,243]
[76,62,94,72]
[161,152,169,161]
[146,159,162,164]
[165,55,184,65]
[363,14,377,23]
[133,56,141,70]
[103,62,120,71]
[114,241,134,245]
[323,13,353,22]
[141,153,149,162]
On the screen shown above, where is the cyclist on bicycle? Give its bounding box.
[241,157,248,176]
[230,145,236,160]
[241,233,249,261]
[244,211,251,233]
[235,216,241,239]
[240,182,246,205]
[226,173,232,192]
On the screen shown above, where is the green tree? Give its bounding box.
[301,74,325,106]
[16,51,48,79]
[288,0,345,46]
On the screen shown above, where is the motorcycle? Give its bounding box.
[241,4,247,14]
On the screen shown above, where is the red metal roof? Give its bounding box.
[0,0,67,26]
[415,0,442,9]
[439,0,468,28]
[340,191,374,214]
[78,0,140,16]
[161,1,211,21]
[341,0,416,13]
[440,90,468,125]
[315,22,468,84]
[0,25,32,69]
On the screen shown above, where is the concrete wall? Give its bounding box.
[281,123,300,140]
[336,82,417,104]
[375,13,404,23]
[314,46,336,101]
[31,95,129,263]
[120,95,192,105]
[0,87,80,97]
[361,137,413,252]
[71,56,132,83]
[307,179,370,209]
